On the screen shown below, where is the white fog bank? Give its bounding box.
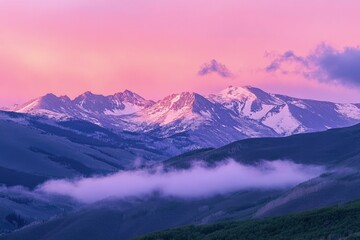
[38,160,325,203]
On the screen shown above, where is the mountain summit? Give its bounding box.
[73,90,154,116]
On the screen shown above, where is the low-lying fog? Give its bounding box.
[37,160,325,203]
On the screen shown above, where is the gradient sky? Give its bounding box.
[1,0,360,106]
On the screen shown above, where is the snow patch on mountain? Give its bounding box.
[335,103,360,119]
[103,102,143,116]
[262,105,304,135]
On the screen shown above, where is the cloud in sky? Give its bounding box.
[198,59,233,78]
[38,160,324,203]
[266,44,360,87]
[265,50,308,73]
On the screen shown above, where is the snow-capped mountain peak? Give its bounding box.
[210,86,360,136]
[112,90,154,108]
[12,93,70,112]
[73,92,110,112]
[215,85,256,101]
[133,92,205,126]
[157,92,198,110]
[70,90,154,115]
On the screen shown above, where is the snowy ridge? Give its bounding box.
[209,86,360,135]
[132,92,218,128]
[9,90,154,124]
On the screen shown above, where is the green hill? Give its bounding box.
[138,200,360,240]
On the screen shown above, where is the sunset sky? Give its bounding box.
[1,0,360,106]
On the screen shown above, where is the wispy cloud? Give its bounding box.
[265,50,308,73]
[38,160,324,203]
[198,59,233,78]
[265,44,360,87]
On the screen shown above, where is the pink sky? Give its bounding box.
[1,0,360,106]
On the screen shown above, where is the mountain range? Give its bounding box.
[7,86,360,151]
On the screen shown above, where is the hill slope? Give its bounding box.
[0,111,167,188]
[138,199,360,240]
[164,123,360,169]
[0,190,282,240]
